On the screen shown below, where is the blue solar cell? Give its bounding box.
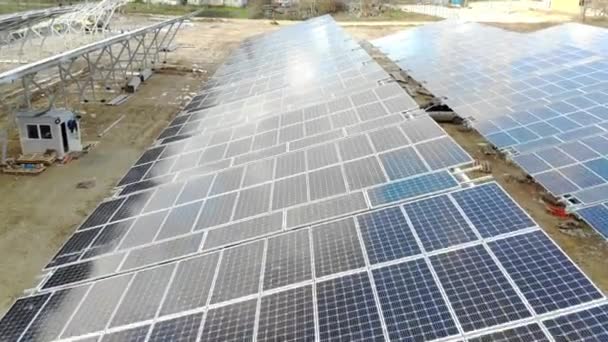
[583,157,608,179]
[584,91,608,105]
[367,171,458,207]
[575,183,608,204]
[379,147,428,180]
[486,132,518,148]
[489,231,603,314]
[577,204,608,239]
[492,116,519,130]
[567,111,602,126]
[316,272,384,342]
[586,105,608,120]
[535,170,579,195]
[506,127,539,143]
[431,245,532,332]
[513,153,551,174]
[559,141,600,162]
[543,304,608,341]
[582,135,608,155]
[415,137,471,170]
[468,323,550,342]
[557,125,605,142]
[403,195,476,251]
[559,164,605,189]
[516,137,562,154]
[356,207,421,264]
[509,111,540,125]
[373,259,459,341]
[537,147,577,167]
[546,116,581,131]
[525,121,560,137]
[565,96,597,110]
[528,106,560,120]
[475,120,500,135]
[451,182,534,238]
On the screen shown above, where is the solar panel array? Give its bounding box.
[372,21,608,238]
[1,16,608,342]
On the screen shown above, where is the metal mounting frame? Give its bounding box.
[0,11,198,112]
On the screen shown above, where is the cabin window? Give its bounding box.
[40,125,52,139]
[26,125,39,139]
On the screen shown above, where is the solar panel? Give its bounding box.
[2,16,607,342]
[257,286,316,341]
[373,259,459,341]
[316,272,384,341]
[543,304,608,341]
[467,323,550,342]
[489,230,603,314]
[356,206,420,264]
[437,244,534,331]
[403,194,477,251]
[576,202,608,239]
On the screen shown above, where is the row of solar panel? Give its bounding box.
[371,21,608,238]
[3,180,606,341]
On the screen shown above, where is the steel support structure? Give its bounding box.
[0,0,129,64]
[0,12,198,114]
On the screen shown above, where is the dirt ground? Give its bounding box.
[1,15,607,318]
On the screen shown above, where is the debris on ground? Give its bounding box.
[2,162,46,175]
[504,173,533,184]
[15,151,57,166]
[473,160,492,173]
[76,178,97,189]
[479,143,497,155]
[558,220,583,230]
[546,204,569,218]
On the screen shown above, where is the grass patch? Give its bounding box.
[124,3,249,19]
[0,2,56,15]
[332,8,440,21]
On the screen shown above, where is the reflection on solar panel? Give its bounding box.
[1,15,607,342]
[372,22,608,239]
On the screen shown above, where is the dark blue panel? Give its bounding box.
[379,147,428,180]
[357,207,420,264]
[584,158,608,180]
[544,304,608,341]
[560,164,605,189]
[577,204,608,239]
[557,125,604,142]
[513,153,551,174]
[373,259,459,341]
[431,245,531,332]
[367,171,458,206]
[451,183,534,238]
[535,170,580,195]
[403,195,476,251]
[468,323,549,342]
[317,273,384,342]
[312,218,365,277]
[489,231,603,314]
[0,294,50,342]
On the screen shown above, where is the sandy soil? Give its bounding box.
[1,15,606,318]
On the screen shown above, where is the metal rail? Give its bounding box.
[0,11,199,109]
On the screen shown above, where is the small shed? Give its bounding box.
[16,109,82,159]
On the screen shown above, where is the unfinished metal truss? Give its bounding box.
[0,0,129,65]
[0,11,197,117]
